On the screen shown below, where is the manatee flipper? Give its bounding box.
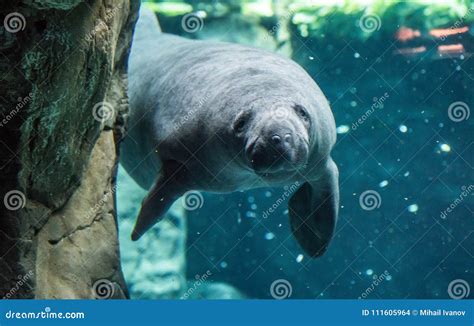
[289,159,339,257]
[131,161,188,241]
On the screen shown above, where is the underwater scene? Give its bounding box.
[116,0,474,300]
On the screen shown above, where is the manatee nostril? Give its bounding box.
[271,135,281,144]
[284,133,292,143]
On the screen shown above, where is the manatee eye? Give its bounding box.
[234,119,247,132]
[233,112,251,133]
[294,104,310,123]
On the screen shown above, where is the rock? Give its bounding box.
[0,0,139,298]
[23,0,83,10]
[35,131,126,298]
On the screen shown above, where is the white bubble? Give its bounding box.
[399,125,408,133]
[265,232,275,240]
[354,52,360,58]
[195,10,207,18]
[379,180,389,188]
[246,211,256,218]
[408,204,418,213]
[336,125,350,134]
[296,254,304,263]
[366,269,374,276]
[440,143,451,152]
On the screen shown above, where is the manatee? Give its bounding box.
[121,8,339,257]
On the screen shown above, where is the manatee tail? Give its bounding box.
[133,6,162,44]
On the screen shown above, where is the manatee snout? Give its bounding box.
[244,113,309,173]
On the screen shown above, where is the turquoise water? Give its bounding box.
[118,1,473,299]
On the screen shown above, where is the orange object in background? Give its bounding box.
[435,44,466,59]
[393,24,471,59]
[438,44,465,54]
[429,26,469,38]
[395,27,421,42]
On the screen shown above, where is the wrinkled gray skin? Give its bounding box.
[121,9,339,257]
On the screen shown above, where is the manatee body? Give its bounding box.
[121,9,339,257]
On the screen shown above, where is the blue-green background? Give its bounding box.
[117,0,474,299]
